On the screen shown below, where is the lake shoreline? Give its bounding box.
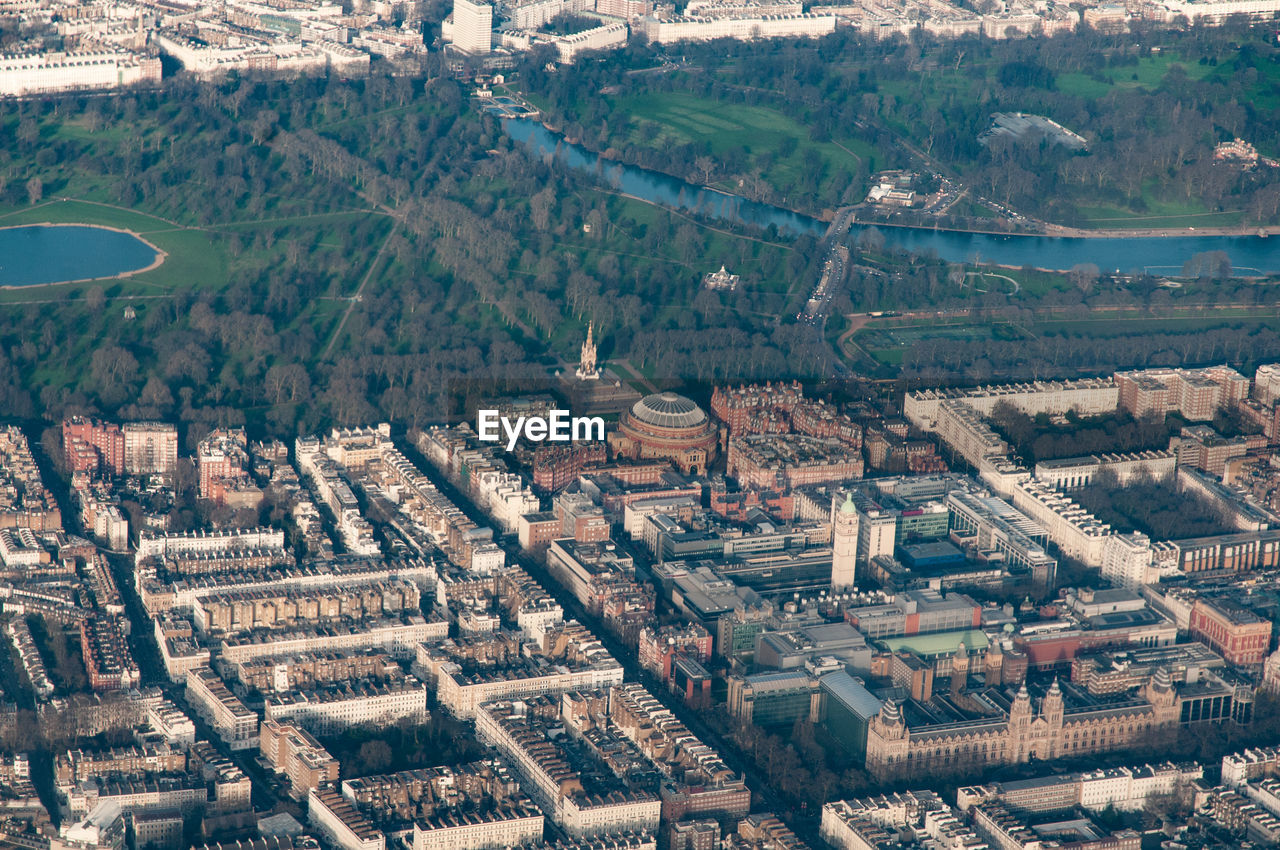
[516,119,1280,272]
[849,216,1277,242]
[0,222,167,289]
[540,120,1275,243]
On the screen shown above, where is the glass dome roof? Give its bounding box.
[630,392,708,430]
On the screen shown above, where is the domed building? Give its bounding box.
[609,392,719,475]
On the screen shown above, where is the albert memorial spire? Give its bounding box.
[576,322,599,381]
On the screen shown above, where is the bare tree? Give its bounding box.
[693,156,717,185]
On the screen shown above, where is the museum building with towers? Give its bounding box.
[865,667,1249,780]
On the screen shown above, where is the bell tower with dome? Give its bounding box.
[831,492,859,589]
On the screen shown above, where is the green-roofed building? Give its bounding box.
[881,628,988,660]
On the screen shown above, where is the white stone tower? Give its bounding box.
[831,492,859,589]
[576,322,599,381]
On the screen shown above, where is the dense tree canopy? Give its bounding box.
[520,24,1280,225]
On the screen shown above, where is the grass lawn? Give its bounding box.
[0,198,178,231]
[1075,178,1243,229]
[850,311,1280,368]
[1006,268,1071,297]
[609,91,877,208]
[1032,314,1280,336]
[1206,54,1280,113]
[855,320,1031,366]
[879,71,987,115]
[865,347,905,366]
[1056,53,1214,100]
[0,200,228,299]
[0,196,394,297]
[1075,204,1245,230]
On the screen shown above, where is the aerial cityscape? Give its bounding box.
[5,0,1280,848]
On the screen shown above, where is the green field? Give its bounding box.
[1032,313,1280,336]
[0,200,223,300]
[853,311,1280,368]
[609,91,878,209]
[0,198,391,306]
[1056,53,1214,100]
[1075,200,1244,230]
[1206,52,1280,113]
[0,193,402,384]
[857,321,1029,353]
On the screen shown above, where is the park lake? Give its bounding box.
[504,118,1280,275]
[0,224,163,288]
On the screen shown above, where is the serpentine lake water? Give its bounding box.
[503,118,1280,275]
[0,224,163,288]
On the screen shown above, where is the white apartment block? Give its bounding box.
[516,601,564,641]
[352,24,429,57]
[155,625,211,682]
[821,794,949,850]
[1163,0,1280,20]
[474,470,541,534]
[982,11,1041,36]
[79,492,129,552]
[436,659,624,718]
[1079,764,1202,812]
[0,527,44,568]
[595,0,651,16]
[547,22,629,61]
[0,50,161,97]
[309,788,386,850]
[265,680,428,736]
[186,667,259,750]
[1100,532,1156,590]
[474,703,662,837]
[1256,364,1280,406]
[1010,478,1112,567]
[904,378,1119,432]
[851,11,918,39]
[935,399,1010,467]
[412,807,545,850]
[218,615,448,664]
[146,699,196,747]
[66,778,207,818]
[324,425,393,470]
[1034,451,1176,491]
[639,12,836,42]
[856,504,896,566]
[450,0,493,52]
[468,541,505,575]
[123,422,179,476]
[93,504,129,552]
[505,0,590,28]
[1223,748,1280,788]
[135,527,285,565]
[155,35,331,78]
